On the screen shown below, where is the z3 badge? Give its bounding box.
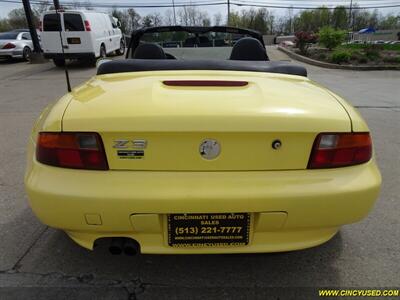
[114,139,147,159]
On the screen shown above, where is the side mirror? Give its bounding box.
[117,21,122,28]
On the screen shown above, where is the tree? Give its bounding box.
[227,8,275,34]
[142,13,163,27]
[127,9,141,32]
[7,8,32,29]
[0,19,10,32]
[111,8,128,33]
[379,14,400,30]
[331,6,348,30]
[294,7,331,32]
[213,13,222,26]
[177,6,210,26]
[318,26,346,50]
[163,9,175,26]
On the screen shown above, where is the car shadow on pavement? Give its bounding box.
[0,58,27,64]
[15,227,343,294]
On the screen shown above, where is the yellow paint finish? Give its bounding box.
[25,138,381,253]
[25,70,381,253]
[62,71,352,133]
[102,132,315,171]
[256,212,288,231]
[85,214,102,225]
[130,214,161,233]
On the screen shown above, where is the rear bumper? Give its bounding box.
[0,49,23,58]
[43,52,95,60]
[25,134,381,253]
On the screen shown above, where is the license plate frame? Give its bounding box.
[167,213,250,248]
[67,37,81,44]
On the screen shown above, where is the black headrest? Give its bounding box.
[230,37,269,61]
[133,43,166,59]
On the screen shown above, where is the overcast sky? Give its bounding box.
[1,0,399,21]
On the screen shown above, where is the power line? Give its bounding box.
[1,0,400,10]
[233,1,400,9]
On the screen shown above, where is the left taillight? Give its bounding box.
[36,132,109,170]
[3,43,16,49]
[308,132,372,169]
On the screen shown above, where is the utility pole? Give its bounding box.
[289,6,294,34]
[21,0,41,54]
[227,0,230,25]
[349,0,353,31]
[172,0,177,25]
[53,0,60,10]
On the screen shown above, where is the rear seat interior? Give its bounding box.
[132,37,270,61]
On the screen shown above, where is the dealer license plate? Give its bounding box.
[167,213,250,247]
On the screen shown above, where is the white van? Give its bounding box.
[40,10,125,66]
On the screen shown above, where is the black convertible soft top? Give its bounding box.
[97,59,307,77]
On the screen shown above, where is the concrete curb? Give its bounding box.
[278,46,400,71]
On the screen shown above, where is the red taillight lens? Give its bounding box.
[84,20,91,31]
[3,43,16,49]
[36,132,108,170]
[163,80,248,87]
[308,133,372,169]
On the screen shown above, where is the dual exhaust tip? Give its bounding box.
[109,237,140,256]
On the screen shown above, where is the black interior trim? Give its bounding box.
[97,59,307,77]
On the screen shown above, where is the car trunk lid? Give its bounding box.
[62,71,351,171]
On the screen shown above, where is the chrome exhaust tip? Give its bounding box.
[109,237,124,255]
[123,239,140,256]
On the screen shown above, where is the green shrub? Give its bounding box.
[357,56,368,64]
[350,50,363,60]
[318,26,346,50]
[365,45,382,61]
[330,50,351,64]
[318,53,327,60]
[383,56,400,64]
[342,43,400,52]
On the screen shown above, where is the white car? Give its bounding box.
[40,10,125,66]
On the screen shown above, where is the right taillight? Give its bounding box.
[36,132,108,170]
[84,20,91,31]
[308,132,372,169]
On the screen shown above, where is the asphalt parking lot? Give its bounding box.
[0,47,399,299]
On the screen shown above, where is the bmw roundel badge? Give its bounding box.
[199,139,221,160]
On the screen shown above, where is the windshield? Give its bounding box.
[0,32,19,40]
[140,31,255,60]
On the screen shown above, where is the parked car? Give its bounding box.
[280,40,295,47]
[25,26,381,255]
[40,10,125,66]
[0,30,33,61]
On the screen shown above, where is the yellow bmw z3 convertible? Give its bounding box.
[25,26,381,255]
